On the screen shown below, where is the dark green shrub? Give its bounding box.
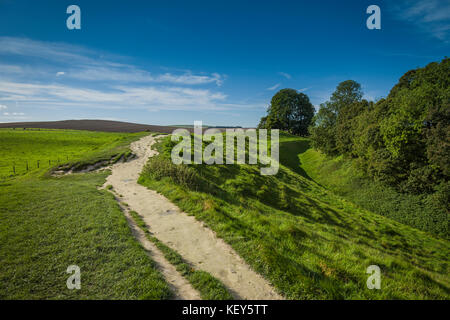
[142,155,200,189]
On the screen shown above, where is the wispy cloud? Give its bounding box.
[0,37,256,115]
[153,72,224,86]
[0,37,225,86]
[388,0,450,41]
[1,111,28,120]
[267,83,281,91]
[0,81,231,111]
[0,104,7,110]
[298,87,311,92]
[278,72,292,79]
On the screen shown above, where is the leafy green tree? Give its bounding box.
[336,100,370,155]
[258,88,314,136]
[257,116,267,129]
[330,80,363,112]
[378,59,449,193]
[426,104,450,176]
[310,80,363,155]
[309,102,338,155]
[350,99,399,183]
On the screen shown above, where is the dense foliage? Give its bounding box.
[258,88,315,136]
[309,59,449,208]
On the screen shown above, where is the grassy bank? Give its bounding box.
[0,130,172,299]
[293,138,448,238]
[138,134,449,299]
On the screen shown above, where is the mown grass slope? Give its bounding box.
[0,128,144,177]
[139,133,449,299]
[0,130,172,299]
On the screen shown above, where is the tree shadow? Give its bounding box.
[279,140,313,180]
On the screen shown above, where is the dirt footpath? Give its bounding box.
[104,134,282,300]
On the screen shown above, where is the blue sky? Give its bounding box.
[0,0,449,127]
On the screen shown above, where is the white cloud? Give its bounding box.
[0,81,247,112]
[1,111,27,119]
[0,37,252,114]
[64,66,224,86]
[0,104,7,110]
[0,37,225,86]
[388,0,450,41]
[298,87,311,92]
[267,83,281,91]
[278,72,292,79]
[153,72,223,86]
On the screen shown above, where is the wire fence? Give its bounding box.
[0,156,71,178]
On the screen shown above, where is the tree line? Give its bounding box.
[258,58,449,206]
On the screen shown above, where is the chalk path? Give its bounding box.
[104,134,282,300]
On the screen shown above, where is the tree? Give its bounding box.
[426,104,450,177]
[309,80,363,155]
[258,88,314,136]
[330,80,363,112]
[309,102,338,155]
[377,58,450,193]
[335,100,370,155]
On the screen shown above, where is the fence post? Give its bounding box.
[26,160,28,171]
[37,160,40,168]
[13,165,15,175]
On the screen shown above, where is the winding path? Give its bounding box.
[104,134,282,300]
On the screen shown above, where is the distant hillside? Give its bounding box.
[0,119,190,133]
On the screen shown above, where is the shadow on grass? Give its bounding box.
[279,140,313,181]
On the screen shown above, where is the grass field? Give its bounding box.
[0,129,173,299]
[0,128,146,177]
[139,133,450,299]
[1,128,448,300]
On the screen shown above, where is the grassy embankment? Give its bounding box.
[0,129,173,299]
[289,138,448,238]
[138,132,449,299]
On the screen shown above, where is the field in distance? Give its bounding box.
[0,128,146,177]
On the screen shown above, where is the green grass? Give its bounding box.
[0,130,172,299]
[295,138,448,238]
[138,133,450,299]
[0,128,146,178]
[128,210,233,300]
